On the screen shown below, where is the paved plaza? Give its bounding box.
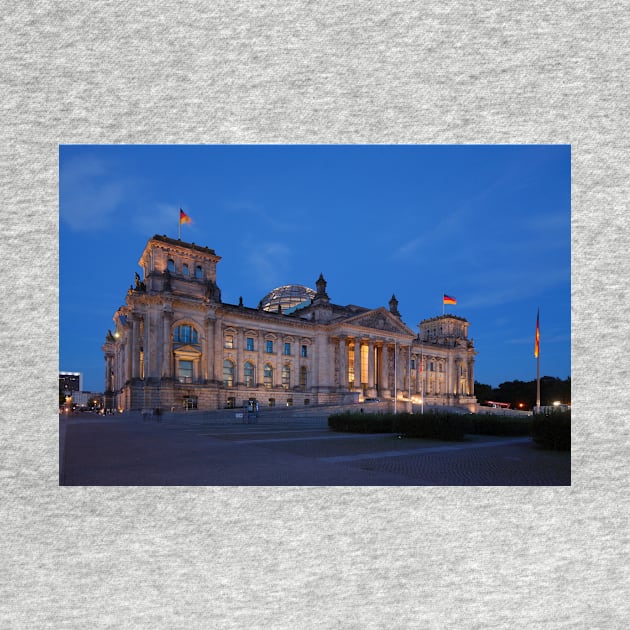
[59,409,571,486]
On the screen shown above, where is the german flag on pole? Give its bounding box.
[443,294,457,305]
[179,209,192,225]
[534,309,540,358]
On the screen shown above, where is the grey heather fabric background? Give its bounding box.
[1,2,628,628]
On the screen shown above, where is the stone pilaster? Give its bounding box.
[353,339,361,390]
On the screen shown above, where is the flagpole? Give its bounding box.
[535,308,540,414]
[536,353,540,413]
[178,208,181,240]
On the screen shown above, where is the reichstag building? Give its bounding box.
[103,235,477,412]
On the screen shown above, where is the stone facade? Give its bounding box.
[103,235,477,412]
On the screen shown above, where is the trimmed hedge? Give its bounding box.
[470,415,532,436]
[531,411,571,451]
[328,411,534,441]
[393,412,470,441]
[328,411,470,441]
[327,412,393,434]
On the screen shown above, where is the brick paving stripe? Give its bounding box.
[319,437,532,463]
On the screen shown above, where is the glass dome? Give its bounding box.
[259,284,316,314]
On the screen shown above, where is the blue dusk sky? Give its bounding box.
[59,144,571,393]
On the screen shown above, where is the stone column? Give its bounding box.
[289,339,298,391]
[338,337,347,390]
[129,317,138,379]
[104,355,113,391]
[162,311,172,378]
[124,329,131,383]
[205,316,215,382]
[393,342,399,398]
[353,339,361,391]
[142,311,151,379]
[380,343,389,396]
[236,328,244,386]
[410,352,416,395]
[257,331,263,387]
[214,321,223,385]
[367,340,376,397]
[315,332,332,393]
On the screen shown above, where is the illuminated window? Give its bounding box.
[361,344,368,384]
[174,325,198,345]
[284,342,291,356]
[195,265,203,279]
[183,396,197,410]
[264,364,273,388]
[282,364,290,390]
[225,334,234,349]
[266,340,273,353]
[348,346,355,384]
[246,337,254,351]
[178,360,193,383]
[223,360,234,387]
[244,362,255,387]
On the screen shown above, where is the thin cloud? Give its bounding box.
[225,201,300,232]
[132,203,191,237]
[464,267,570,309]
[60,156,127,231]
[246,242,293,290]
[392,206,473,262]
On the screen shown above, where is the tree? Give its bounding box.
[474,377,571,410]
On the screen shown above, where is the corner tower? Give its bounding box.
[138,234,222,300]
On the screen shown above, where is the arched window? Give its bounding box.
[182,263,189,276]
[244,361,255,387]
[264,364,273,389]
[167,259,175,272]
[173,325,198,345]
[223,360,234,387]
[195,265,203,279]
[282,364,290,390]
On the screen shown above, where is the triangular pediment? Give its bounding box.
[340,307,414,336]
[173,344,202,359]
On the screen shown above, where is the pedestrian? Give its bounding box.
[154,407,161,422]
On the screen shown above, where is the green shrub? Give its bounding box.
[471,415,532,436]
[531,410,571,451]
[393,412,470,441]
[328,412,393,433]
[328,410,552,444]
[328,411,470,441]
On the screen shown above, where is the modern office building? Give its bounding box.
[103,235,477,412]
[59,372,82,393]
